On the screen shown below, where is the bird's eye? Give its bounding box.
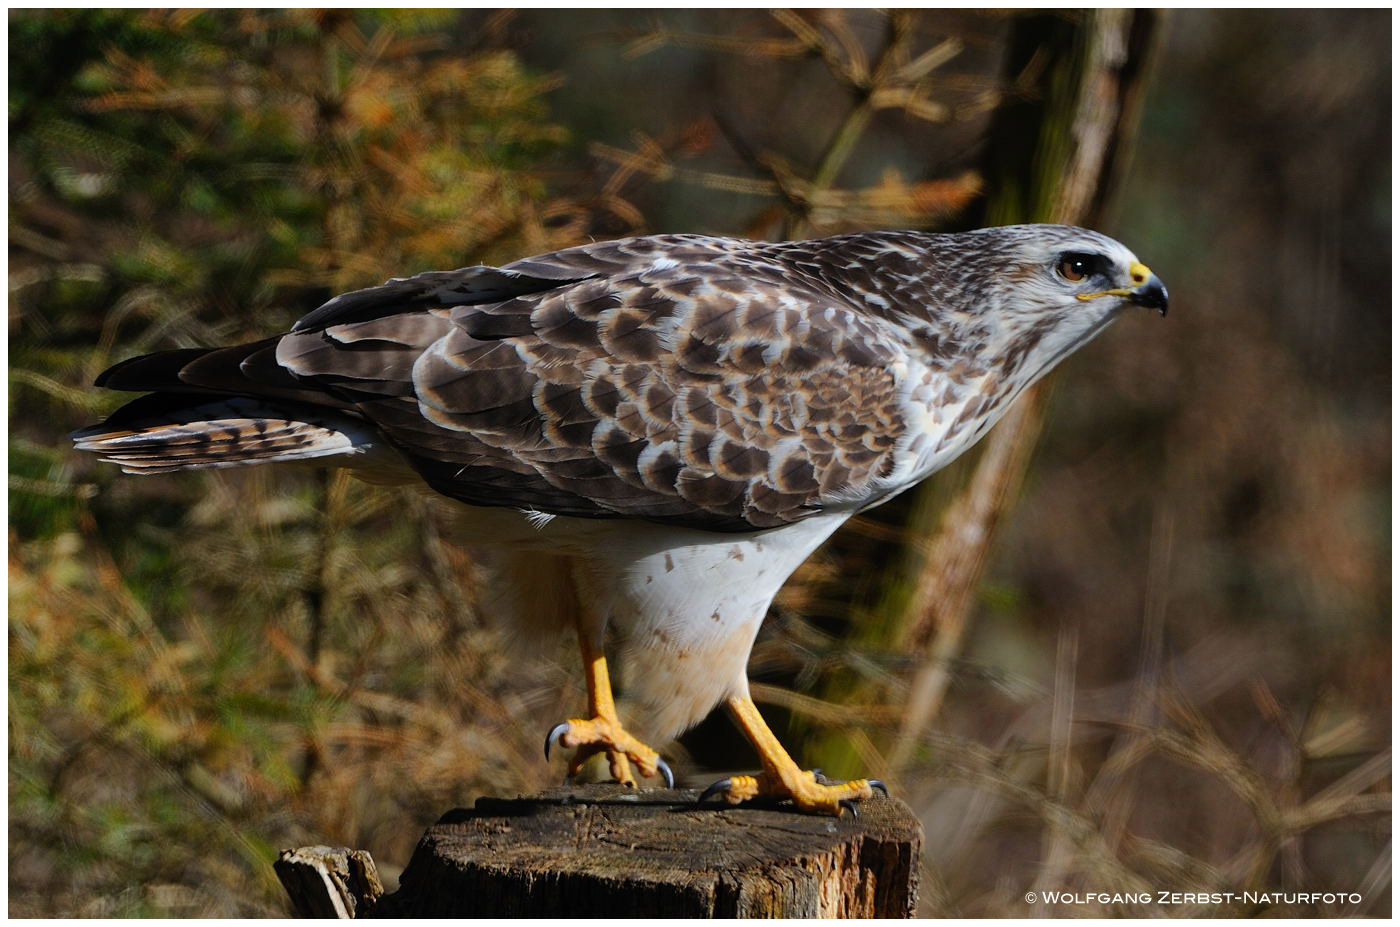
[1057,253,1099,283]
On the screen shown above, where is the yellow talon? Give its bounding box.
[545,631,673,788]
[722,774,761,804]
[552,715,666,786]
[697,694,887,816]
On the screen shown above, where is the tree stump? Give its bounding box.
[282,785,923,918]
[275,846,384,918]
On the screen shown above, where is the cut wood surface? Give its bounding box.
[281,785,923,918]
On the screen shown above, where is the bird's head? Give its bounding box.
[929,224,1167,381]
[977,223,1167,317]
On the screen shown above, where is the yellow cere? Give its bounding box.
[1076,261,1154,302]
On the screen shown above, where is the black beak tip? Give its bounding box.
[1131,278,1169,317]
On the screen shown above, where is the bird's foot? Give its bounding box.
[697,769,887,817]
[545,717,673,788]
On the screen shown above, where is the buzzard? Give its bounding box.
[73,225,1166,815]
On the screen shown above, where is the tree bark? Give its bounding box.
[275,846,384,919]
[282,785,923,918]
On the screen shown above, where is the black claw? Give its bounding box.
[544,722,569,761]
[697,778,732,806]
[839,799,859,818]
[656,757,675,789]
[869,779,888,797]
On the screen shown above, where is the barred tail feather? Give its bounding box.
[72,395,380,474]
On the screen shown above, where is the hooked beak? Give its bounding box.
[1127,260,1168,317]
[1075,260,1168,317]
[1130,275,1168,317]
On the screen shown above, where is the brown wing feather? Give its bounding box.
[275,236,910,531]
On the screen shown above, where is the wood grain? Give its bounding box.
[300,785,922,918]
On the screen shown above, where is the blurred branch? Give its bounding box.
[1153,690,1389,898]
[590,139,980,230]
[264,624,542,785]
[885,8,1163,781]
[591,137,781,197]
[1292,748,1391,829]
[618,19,809,62]
[770,9,870,92]
[598,9,977,237]
[886,391,1047,772]
[787,10,911,238]
[750,681,905,727]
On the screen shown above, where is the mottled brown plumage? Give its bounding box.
[265,234,925,530]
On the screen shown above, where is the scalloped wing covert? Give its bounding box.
[275,236,910,531]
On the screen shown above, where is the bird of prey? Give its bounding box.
[73,224,1166,815]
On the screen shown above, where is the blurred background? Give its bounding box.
[9,9,1389,917]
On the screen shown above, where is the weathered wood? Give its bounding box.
[296,786,920,918]
[275,845,384,918]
